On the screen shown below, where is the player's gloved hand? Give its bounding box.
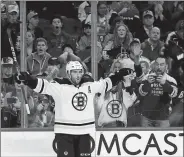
[14,72,38,89]
[109,68,134,86]
[118,68,134,78]
[14,72,31,85]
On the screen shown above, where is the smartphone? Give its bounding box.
[7,97,17,104]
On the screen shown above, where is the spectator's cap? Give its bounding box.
[1,57,13,65]
[48,57,60,66]
[27,11,38,22]
[143,10,153,17]
[130,38,141,46]
[7,4,19,13]
[175,20,184,31]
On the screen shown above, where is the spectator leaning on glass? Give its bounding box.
[14,60,134,157]
[27,37,51,76]
[27,10,43,39]
[138,56,178,127]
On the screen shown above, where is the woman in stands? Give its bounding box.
[103,23,133,52]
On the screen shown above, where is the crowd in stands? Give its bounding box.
[1,1,184,128]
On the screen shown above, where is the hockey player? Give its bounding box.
[14,61,132,157]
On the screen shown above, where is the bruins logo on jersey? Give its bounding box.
[72,92,88,111]
[106,100,123,118]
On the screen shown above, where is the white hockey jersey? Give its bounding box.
[97,89,137,127]
[34,77,112,135]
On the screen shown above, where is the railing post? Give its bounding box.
[20,1,27,128]
[91,1,98,81]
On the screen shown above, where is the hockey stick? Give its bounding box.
[7,28,30,115]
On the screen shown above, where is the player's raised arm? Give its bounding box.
[14,72,59,96]
[92,68,134,94]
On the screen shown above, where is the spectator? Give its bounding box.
[26,30,36,56]
[44,57,62,81]
[96,47,143,128]
[97,2,110,36]
[117,1,140,35]
[102,16,124,48]
[30,95,54,128]
[1,1,20,59]
[104,23,133,51]
[163,20,184,75]
[78,1,90,22]
[129,38,151,75]
[169,62,184,127]
[163,1,184,27]
[1,57,17,95]
[165,19,184,48]
[1,94,21,128]
[141,27,164,61]
[138,56,178,127]
[76,23,91,54]
[27,10,43,39]
[96,71,137,128]
[1,57,15,85]
[109,59,123,73]
[27,38,51,76]
[153,3,173,40]
[46,15,71,57]
[134,10,155,42]
[139,57,151,75]
[98,51,113,78]
[57,44,81,78]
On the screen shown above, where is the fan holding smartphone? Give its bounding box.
[138,56,178,127]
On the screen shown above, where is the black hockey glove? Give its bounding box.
[14,72,38,89]
[125,86,134,95]
[109,68,133,86]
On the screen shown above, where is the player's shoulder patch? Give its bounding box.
[53,78,71,85]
